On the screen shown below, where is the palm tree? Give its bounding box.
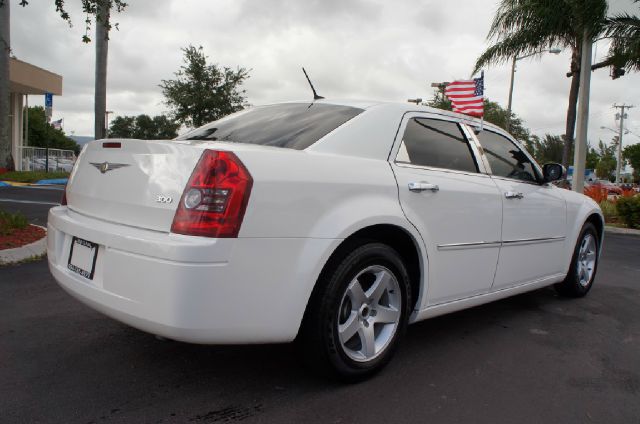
[474,0,608,167]
[0,0,12,170]
[604,0,640,72]
[94,1,109,140]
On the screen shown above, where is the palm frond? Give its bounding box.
[604,7,640,71]
[475,0,608,75]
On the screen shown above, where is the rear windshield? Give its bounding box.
[175,103,364,150]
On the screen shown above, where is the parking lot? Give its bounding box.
[1,186,639,423]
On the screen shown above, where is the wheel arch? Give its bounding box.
[562,194,605,275]
[298,223,427,338]
[585,212,604,248]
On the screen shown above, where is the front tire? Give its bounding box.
[555,222,599,297]
[300,242,411,382]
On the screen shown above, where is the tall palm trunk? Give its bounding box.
[0,0,12,170]
[94,2,109,140]
[562,47,581,167]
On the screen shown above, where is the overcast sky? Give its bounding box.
[9,0,640,148]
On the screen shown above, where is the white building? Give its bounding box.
[9,58,63,169]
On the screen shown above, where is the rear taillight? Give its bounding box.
[61,186,67,205]
[171,150,253,238]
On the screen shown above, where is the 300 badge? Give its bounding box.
[156,195,173,204]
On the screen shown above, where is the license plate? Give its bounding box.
[68,237,98,280]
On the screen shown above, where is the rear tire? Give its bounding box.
[299,242,411,382]
[554,222,599,298]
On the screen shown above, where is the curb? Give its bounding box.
[0,225,47,265]
[605,226,640,236]
[1,181,66,188]
[35,178,68,185]
[0,181,30,186]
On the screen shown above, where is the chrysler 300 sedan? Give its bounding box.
[48,100,603,380]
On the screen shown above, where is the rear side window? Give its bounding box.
[176,103,364,150]
[475,130,539,183]
[396,118,478,173]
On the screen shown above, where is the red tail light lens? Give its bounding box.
[61,186,68,205]
[171,150,253,238]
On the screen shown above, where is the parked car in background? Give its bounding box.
[47,101,604,380]
[590,179,623,195]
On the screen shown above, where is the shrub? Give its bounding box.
[616,196,640,229]
[0,209,29,235]
[584,186,609,203]
[620,188,637,198]
[599,200,618,223]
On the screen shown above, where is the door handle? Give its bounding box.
[505,191,524,199]
[408,182,440,192]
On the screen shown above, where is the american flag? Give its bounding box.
[51,118,63,130]
[444,73,484,117]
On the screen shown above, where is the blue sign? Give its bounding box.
[44,93,53,108]
[567,166,594,176]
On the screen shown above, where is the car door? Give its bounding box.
[391,113,503,306]
[469,127,567,289]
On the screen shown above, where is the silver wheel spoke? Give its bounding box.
[358,324,376,358]
[338,312,360,344]
[347,280,367,305]
[367,270,391,304]
[374,305,399,324]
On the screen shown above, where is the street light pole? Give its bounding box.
[506,57,517,132]
[572,32,593,194]
[104,110,113,139]
[506,49,561,133]
[613,104,633,184]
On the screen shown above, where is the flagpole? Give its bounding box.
[479,70,484,132]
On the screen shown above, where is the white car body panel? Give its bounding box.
[489,177,567,289]
[48,207,340,343]
[394,165,503,306]
[48,100,603,344]
[389,112,503,306]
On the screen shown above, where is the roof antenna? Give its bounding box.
[302,67,324,101]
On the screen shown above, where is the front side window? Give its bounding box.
[475,130,539,183]
[175,103,364,150]
[396,118,478,173]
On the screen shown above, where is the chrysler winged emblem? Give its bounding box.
[90,161,130,174]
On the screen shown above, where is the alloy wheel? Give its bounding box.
[336,265,401,362]
[577,233,597,287]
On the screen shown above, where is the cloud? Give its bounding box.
[7,0,640,150]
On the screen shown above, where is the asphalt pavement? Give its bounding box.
[0,185,64,226]
[1,185,639,423]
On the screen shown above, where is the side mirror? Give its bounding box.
[542,163,565,183]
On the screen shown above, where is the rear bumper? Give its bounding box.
[47,206,338,344]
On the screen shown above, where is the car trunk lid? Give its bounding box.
[66,139,205,232]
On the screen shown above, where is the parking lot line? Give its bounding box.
[0,199,60,206]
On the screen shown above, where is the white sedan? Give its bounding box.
[47,100,603,380]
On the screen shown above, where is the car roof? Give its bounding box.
[313,99,506,134]
[304,98,511,160]
[259,99,506,135]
